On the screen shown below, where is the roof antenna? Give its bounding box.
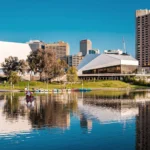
[123,37,127,54]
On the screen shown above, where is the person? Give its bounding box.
[26,91,31,96]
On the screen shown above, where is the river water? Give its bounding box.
[0,90,150,150]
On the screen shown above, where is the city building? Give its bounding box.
[78,53,139,80]
[88,49,100,54]
[0,41,32,78]
[104,49,123,55]
[77,54,100,75]
[0,41,32,67]
[82,54,138,74]
[80,39,92,56]
[67,52,84,67]
[136,9,150,67]
[27,40,45,51]
[45,41,70,59]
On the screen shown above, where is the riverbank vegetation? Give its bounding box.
[0,80,148,91]
[1,49,150,91]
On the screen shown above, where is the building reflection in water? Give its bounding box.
[80,114,92,133]
[136,102,150,150]
[1,90,150,145]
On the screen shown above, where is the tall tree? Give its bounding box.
[27,50,40,80]
[67,67,78,83]
[8,71,21,84]
[27,49,57,81]
[2,56,27,76]
[53,59,68,78]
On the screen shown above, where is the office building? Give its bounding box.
[80,39,92,56]
[136,9,150,67]
[67,52,84,67]
[88,49,100,54]
[27,40,45,51]
[45,41,70,59]
[72,52,84,67]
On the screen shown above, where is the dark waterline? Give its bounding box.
[0,91,149,150]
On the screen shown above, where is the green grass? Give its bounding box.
[0,81,62,90]
[84,90,128,97]
[0,80,147,91]
[68,80,131,89]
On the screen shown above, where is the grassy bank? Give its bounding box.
[0,80,149,91]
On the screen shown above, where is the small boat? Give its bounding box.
[49,89,52,93]
[26,91,35,102]
[35,89,40,93]
[26,96,35,103]
[79,88,92,92]
[44,89,49,93]
[39,89,45,93]
[67,89,71,93]
[73,89,79,92]
[53,89,58,93]
[57,89,62,93]
[62,89,67,93]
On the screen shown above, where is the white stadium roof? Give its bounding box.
[77,54,100,75]
[0,41,32,65]
[78,54,138,75]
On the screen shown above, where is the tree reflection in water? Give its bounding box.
[28,94,78,129]
[2,90,150,148]
[2,93,78,130]
[3,93,26,119]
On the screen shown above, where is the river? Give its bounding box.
[0,90,150,150]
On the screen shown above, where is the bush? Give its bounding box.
[8,71,21,84]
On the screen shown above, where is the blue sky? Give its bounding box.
[0,0,149,56]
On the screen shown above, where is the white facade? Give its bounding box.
[78,54,139,75]
[78,100,138,124]
[27,40,45,51]
[77,54,100,75]
[0,41,32,66]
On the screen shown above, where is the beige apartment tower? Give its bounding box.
[136,9,150,67]
[45,41,70,59]
[67,52,84,67]
[80,39,92,56]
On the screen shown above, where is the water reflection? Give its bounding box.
[0,91,150,149]
[136,103,150,150]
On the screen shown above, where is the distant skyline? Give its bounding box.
[0,0,150,56]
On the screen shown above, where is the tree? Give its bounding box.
[53,59,68,78]
[8,71,21,84]
[27,49,57,81]
[2,56,27,76]
[27,50,40,80]
[67,67,78,83]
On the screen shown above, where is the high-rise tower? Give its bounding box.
[136,9,150,67]
[80,39,92,56]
